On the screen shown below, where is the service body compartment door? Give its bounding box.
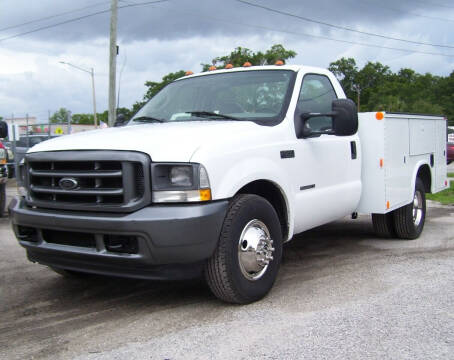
[384,116,411,209]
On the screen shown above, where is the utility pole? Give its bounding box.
[108,0,118,127]
[59,61,98,128]
[90,68,98,128]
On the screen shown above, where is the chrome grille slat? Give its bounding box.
[25,151,151,213]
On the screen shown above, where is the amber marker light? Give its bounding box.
[243,62,252,67]
[199,189,212,201]
[376,112,384,120]
[275,60,284,65]
[380,158,384,168]
[208,66,216,71]
[185,70,194,76]
[225,64,233,69]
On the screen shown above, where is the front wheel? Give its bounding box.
[393,178,426,240]
[205,194,283,304]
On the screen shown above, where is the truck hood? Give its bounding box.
[28,121,263,162]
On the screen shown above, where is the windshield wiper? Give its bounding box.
[185,111,241,121]
[133,116,166,123]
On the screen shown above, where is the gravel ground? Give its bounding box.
[1,183,453,360]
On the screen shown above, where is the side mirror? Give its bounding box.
[114,114,127,127]
[298,98,358,138]
[0,121,8,138]
[331,99,358,136]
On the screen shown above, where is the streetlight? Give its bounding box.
[59,61,98,128]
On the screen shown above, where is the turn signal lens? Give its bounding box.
[199,189,212,201]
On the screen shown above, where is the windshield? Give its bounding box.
[130,70,296,125]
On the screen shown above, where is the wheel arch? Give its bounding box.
[415,163,432,194]
[236,179,291,241]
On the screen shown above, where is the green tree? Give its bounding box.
[50,108,70,123]
[328,57,358,101]
[202,44,296,70]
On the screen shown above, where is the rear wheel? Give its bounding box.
[393,178,426,240]
[205,194,283,304]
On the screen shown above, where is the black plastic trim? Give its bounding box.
[25,150,151,213]
[9,196,229,271]
[280,150,295,159]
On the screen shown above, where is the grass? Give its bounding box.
[427,181,454,205]
[448,172,454,178]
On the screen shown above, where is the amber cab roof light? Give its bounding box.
[225,64,234,69]
[275,60,284,65]
[243,62,252,67]
[185,70,194,76]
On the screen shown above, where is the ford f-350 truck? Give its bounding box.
[4,64,448,304]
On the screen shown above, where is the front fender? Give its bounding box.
[207,156,295,241]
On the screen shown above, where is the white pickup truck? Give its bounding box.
[4,64,448,304]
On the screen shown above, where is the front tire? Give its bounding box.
[393,178,426,239]
[205,194,283,304]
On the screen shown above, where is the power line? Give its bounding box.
[0,1,110,32]
[411,0,454,9]
[0,0,169,43]
[153,5,453,57]
[235,0,454,49]
[349,0,454,23]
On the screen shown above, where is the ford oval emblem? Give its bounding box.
[59,177,79,190]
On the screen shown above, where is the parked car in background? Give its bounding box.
[13,135,59,166]
[448,142,454,164]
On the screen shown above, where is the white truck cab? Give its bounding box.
[4,64,448,303]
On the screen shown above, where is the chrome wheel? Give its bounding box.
[238,219,275,281]
[413,190,423,226]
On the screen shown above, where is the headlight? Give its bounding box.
[151,163,211,203]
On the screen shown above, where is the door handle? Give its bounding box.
[350,141,357,160]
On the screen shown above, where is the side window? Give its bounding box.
[296,74,337,132]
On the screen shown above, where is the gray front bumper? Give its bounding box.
[9,197,229,279]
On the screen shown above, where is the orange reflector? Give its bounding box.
[199,189,212,201]
[376,112,384,120]
[275,60,284,65]
[0,159,5,165]
[243,61,252,67]
[225,64,233,69]
[386,201,390,209]
[380,158,384,167]
[208,66,216,71]
[185,70,193,76]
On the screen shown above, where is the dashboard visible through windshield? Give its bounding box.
[130,70,296,126]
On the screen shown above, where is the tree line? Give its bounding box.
[51,44,453,125]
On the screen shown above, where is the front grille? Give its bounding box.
[25,151,151,212]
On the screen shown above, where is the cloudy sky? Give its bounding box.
[0,0,453,122]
